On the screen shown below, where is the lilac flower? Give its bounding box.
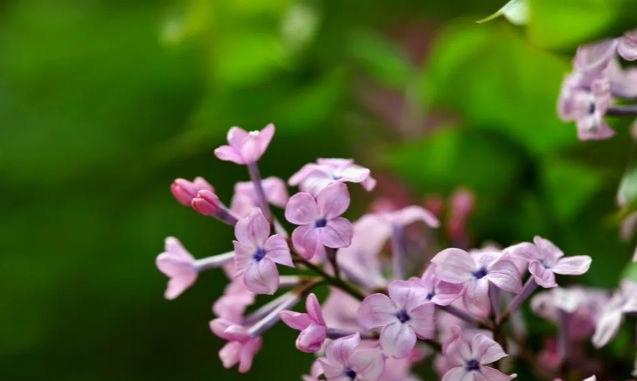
[213,278,255,321]
[191,189,222,216]
[214,124,275,165]
[233,209,293,294]
[574,39,618,73]
[322,288,362,332]
[210,318,262,373]
[156,237,234,300]
[514,236,592,288]
[170,177,214,206]
[280,293,327,353]
[289,158,376,195]
[431,248,522,317]
[609,59,637,98]
[418,266,464,307]
[230,176,289,218]
[618,29,637,61]
[592,280,637,347]
[440,327,512,381]
[318,333,385,381]
[303,359,325,381]
[358,280,435,358]
[285,182,354,260]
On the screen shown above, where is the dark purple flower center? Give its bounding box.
[344,368,357,380]
[426,291,435,300]
[315,218,327,228]
[588,102,596,115]
[472,267,488,279]
[396,309,411,323]
[253,248,266,261]
[465,359,480,371]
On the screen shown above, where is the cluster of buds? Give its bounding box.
[156,124,637,380]
[558,28,637,140]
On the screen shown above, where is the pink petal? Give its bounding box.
[306,293,325,325]
[296,323,327,353]
[292,225,321,260]
[433,281,464,306]
[574,39,618,72]
[263,234,293,267]
[349,348,385,380]
[472,334,507,364]
[285,192,320,225]
[326,333,360,365]
[280,311,313,330]
[441,367,472,381]
[219,341,241,369]
[163,272,197,300]
[317,182,350,219]
[592,309,623,347]
[339,165,370,183]
[232,240,255,275]
[380,321,417,358]
[164,236,194,261]
[238,337,262,373]
[362,176,377,191]
[431,248,476,283]
[358,293,398,329]
[289,163,321,186]
[618,31,637,61]
[487,259,522,294]
[533,236,564,261]
[462,279,491,318]
[529,262,558,288]
[475,366,511,381]
[214,145,244,164]
[389,279,428,311]
[320,217,354,248]
[243,258,279,295]
[262,176,289,207]
[227,126,249,147]
[408,303,435,339]
[319,358,346,380]
[392,205,440,228]
[235,209,270,246]
[552,256,591,275]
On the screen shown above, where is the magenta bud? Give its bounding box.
[171,177,214,206]
[191,190,221,216]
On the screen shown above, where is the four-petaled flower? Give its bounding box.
[289,158,376,195]
[358,280,435,358]
[441,327,512,381]
[233,209,293,294]
[432,248,522,317]
[280,293,327,353]
[514,236,592,288]
[210,318,262,374]
[418,266,464,306]
[318,333,385,381]
[285,182,354,260]
[155,237,198,300]
[214,124,275,165]
[231,176,289,218]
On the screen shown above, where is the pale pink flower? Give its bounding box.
[213,278,255,321]
[303,359,325,381]
[214,124,275,165]
[289,158,376,195]
[618,29,637,61]
[431,248,522,317]
[358,280,435,358]
[574,39,618,73]
[322,288,362,332]
[419,266,464,306]
[374,205,439,228]
[592,280,637,347]
[230,176,289,218]
[210,318,262,373]
[170,177,214,206]
[156,237,198,299]
[440,327,512,381]
[609,59,637,98]
[285,182,354,260]
[280,293,327,353]
[513,236,592,288]
[233,209,293,294]
[318,333,385,381]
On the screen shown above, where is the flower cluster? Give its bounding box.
[558,28,637,140]
[156,124,637,380]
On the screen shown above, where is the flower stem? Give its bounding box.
[499,277,537,324]
[391,225,407,280]
[247,162,273,222]
[325,247,341,279]
[607,104,637,116]
[194,251,234,271]
[438,305,494,330]
[293,255,366,301]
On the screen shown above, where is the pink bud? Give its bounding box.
[170,177,214,206]
[191,189,221,216]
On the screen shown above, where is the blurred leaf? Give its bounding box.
[423,21,574,154]
[618,164,637,213]
[624,260,637,281]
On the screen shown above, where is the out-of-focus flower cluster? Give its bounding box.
[155,124,637,380]
[558,28,637,140]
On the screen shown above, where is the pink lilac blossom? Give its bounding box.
[512,236,591,288]
[209,319,262,373]
[285,182,354,260]
[233,209,293,294]
[592,280,637,347]
[358,279,435,358]
[289,158,376,195]
[170,177,214,206]
[280,293,327,353]
[230,176,289,218]
[318,333,385,381]
[618,29,637,61]
[440,326,512,381]
[418,266,464,306]
[214,124,275,165]
[432,248,522,317]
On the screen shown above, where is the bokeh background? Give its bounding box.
[3,0,637,379]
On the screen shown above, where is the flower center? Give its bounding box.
[396,309,411,323]
[253,248,266,261]
[426,291,436,300]
[465,359,480,371]
[344,368,357,380]
[314,218,327,228]
[472,267,488,279]
[588,101,596,115]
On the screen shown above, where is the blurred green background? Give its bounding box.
[3,0,637,379]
